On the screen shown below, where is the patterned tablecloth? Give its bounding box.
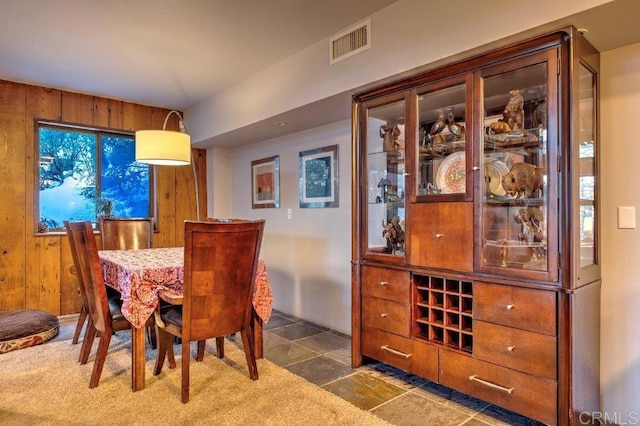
[99,247,273,329]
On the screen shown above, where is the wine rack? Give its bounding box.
[414,274,473,353]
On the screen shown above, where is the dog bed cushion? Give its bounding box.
[0,309,59,354]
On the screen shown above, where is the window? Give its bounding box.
[38,122,151,232]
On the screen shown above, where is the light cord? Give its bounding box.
[162,110,200,220]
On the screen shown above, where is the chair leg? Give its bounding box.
[79,317,96,364]
[181,339,191,403]
[147,325,157,350]
[215,337,224,359]
[89,329,112,388]
[153,328,169,375]
[196,340,206,361]
[167,338,177,369]
[72,307,87,344]
[240,329,258,381]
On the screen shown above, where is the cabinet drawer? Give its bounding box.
[362,296,410,336]
[474,320,556,380]
[362,325,438,381]
[409,203,473,272]
[440,350,557,425]
[474,282,556,335]
[362,266,410,303]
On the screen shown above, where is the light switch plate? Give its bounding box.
[618,206,636,229]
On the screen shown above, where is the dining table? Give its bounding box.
[99,246,273,391]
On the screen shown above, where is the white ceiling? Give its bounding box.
[1,0,639,148]
[0,0,397,111]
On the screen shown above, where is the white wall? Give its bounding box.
[188,0,610,144]
[600,42,640,421]
[229,120,353,333]
[208,147,233,218]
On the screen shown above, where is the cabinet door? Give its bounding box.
[476,50,559,282]
[575,61,599,285]
[415,74,472,201]
[410,202,473,272]
[361,94,408,261]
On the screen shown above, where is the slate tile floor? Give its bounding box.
[256,311,545,426]
[52,311,544,425]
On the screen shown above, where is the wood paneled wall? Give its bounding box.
[0,79,207,315]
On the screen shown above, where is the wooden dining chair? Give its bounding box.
[153,219,265,403]
[66,220,153,388]
[65,221,120,360]
[99,217,152,250]
[98,216,157,348]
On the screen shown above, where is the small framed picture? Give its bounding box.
[298,145,338,208]
[251,155,280,209]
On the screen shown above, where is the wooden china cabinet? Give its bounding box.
[351,27,600,425]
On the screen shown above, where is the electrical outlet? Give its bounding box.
[287,208,292,220]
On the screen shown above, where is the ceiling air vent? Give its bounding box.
[330,19,370,64]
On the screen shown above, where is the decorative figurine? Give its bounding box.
[426,182,441,195]
[380,124,401,152]
[430,109,446,136]
[377,175,394,203]
[503,89,525,130]
[533,101,547,128]
[514,206,546,261]
[447,112,464,141]
[489,120,512,134]
[382,216,405,255]
[501,162,544,198]
[419,125,427,146]
[514,207,544,241]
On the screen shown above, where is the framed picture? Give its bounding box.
[251,155,280,209]
[298,145,338,208]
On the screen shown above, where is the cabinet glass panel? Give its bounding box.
[481,63,548,272]
[417,84,467,196]
[366,100,406,256]
[579,64,596,267]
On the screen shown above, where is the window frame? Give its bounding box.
[35,119,155,235]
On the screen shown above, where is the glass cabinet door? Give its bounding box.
[416,79,469,199]
[578,63,597,268]
[364,98,406,257]
[479,56,555,277]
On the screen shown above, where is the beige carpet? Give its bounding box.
[0,334,389,425]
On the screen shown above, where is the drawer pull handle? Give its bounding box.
[380,313,388,318]
[379,281,388,286]
[435,233,444,239]
[506,304,515,310]
[381,345,412,359]
[468,375,514,394]
[472,166,480,171]
[507,346,515,352]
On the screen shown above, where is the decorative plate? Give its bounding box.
[484,159,509,197]
[436,151,466,194]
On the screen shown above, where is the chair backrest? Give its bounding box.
[66,221,112,333]
[64,220,90,318]
[182,219,265,342]
[99,217,152,250]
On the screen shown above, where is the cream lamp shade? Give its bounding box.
[135,129,191,166]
